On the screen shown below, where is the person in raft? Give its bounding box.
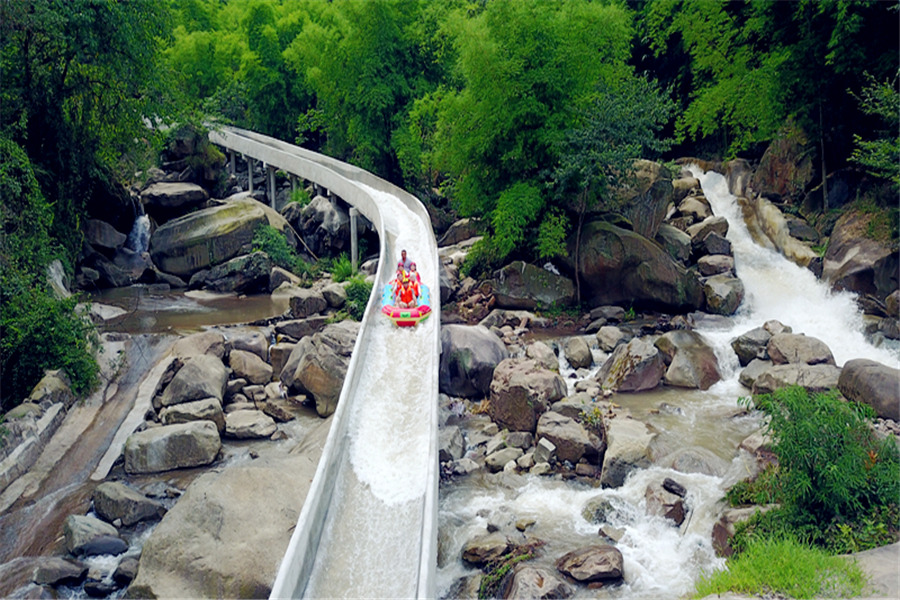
[397,275,418,308]
[397,249,412,272]
[389,265,406,296]
[409,262,421,284]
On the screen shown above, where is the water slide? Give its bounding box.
[207,126,439,598]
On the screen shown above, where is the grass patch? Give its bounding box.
[693,536,867,599]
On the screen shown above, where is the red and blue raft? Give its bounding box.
[381,282,432,327]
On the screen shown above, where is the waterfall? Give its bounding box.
[689,167,900,370]
[126,214,150,253]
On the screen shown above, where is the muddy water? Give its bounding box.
[88,286,290,335]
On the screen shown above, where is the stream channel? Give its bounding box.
[435,167,900,599]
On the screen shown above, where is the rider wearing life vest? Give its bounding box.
[397,275,418,308]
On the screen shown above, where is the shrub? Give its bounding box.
[731,386,900,553]
[252,224,309,278]
[345,275,373,321]
[330,253,354,283]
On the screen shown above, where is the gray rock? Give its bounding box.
[321,282,347,308]
[752,364,842,395]
[228,349,273,385]
[159,355,228,408]
[654,330,721,390]
[84,219,127,251]
[92,481,166,527]
[491,261,575,310]
[485,447,523,472]
[600,418,654,488]
[63,515,120,556]
[171,331,226,359]
[159,397,225,433]
[687,215,729,243]
[536,411,594,465]
[461,532,510,566]
[678,196,712,222]
[275,316,330,341]
[595,338,665,393]
[555,545,624,583]
[738,359,773,389]
[697,254,734,276]
[288,287,328,318]
[124,421,221,474]
[489,359,567,432]
[645,485,686,526]
[224,327,270,362]
[113,556,139,586]
[224,410,277,439]
[33,557,87,586]
[655,224,692,264]
[440,324,509,398]
[704,275,745,316]
[280,321,359,417]
[564,337,593,369]
[767,333,835,365]
[839,359,900,421]
[525,341,558,371]
[731,327,772,366]
[439,426,465,463]
[550,392,596,421]
[596,326,629,352]
[503,565,573,599]
[657,446,729,477]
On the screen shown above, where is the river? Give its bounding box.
[434,167,899,599]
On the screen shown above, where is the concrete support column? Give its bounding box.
[267,164,276,209]
[228,150,236,175]
[350,207,359,273]
[247,157,255,194]
[290,175,298,197]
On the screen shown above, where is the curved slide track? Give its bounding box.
[207,126,439,598]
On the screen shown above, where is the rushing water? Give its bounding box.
[435,167,899,599]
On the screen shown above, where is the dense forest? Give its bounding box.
[1,0,898,405]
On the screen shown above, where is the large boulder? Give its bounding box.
[275,315,330,341]
[159,397,226,432]
[654,330,721,390]
[655,224,692,264]
[228,349,273,385]
[294,194,350,256]
[490,261,575,310]
[564,336,593,369]
[568,221,704,312]
[63,515,125,557]
[535,411,598,465]
[750,123,815,203]
[188,251,273,294]
[84,219,127,253]
[280,321,359,417]
[126,424,328,600]
[555,545,624,584]
[503,565,573,599]
[461,532,510,566]
[92,482,166,527]
[288,287,328,319]
[703,274,745,316]
[838,359,900,421]
[488,358,567,432]
[124,421,221,474]
[731,327,772,366]
[141,182,209,223]
[159,355,229,408]
[224,410,277,439]
[440,324,509,398]
[822,210,896,301]
[149,197,291,279]
[766,333,835,365]
[595,338,665,393]
[611,159,672,239]
[752,364,842,395]
[600,418,654,488]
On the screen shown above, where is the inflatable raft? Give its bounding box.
[381,282,432,327]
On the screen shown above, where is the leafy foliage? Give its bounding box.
[330,254,354,283]
[0,138,98,408]
[850,71,900,190]
[731,387,900,554]
[345,275,374,322]
[252,224,309,278]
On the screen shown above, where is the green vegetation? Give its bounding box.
[728,387,899,555]
[290,187,312,206]
[345,276,374,322]
[477,541,544,600]
[693,536,867,599]
[0,138,99,409]
[330,254,355,283]
[252,224,310,279]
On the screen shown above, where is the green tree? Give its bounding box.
[850,71,900,190]
[424,0,633,274]
[553,75,675,302]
